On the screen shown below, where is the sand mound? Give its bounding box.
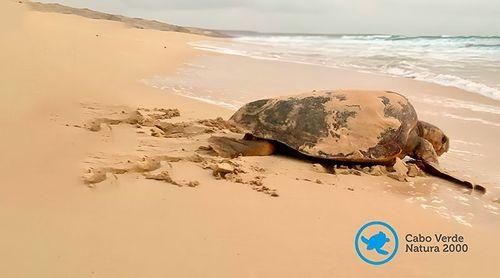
[144,170,199,187]
[82,107,180,132]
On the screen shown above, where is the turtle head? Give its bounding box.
[417,121,449,156]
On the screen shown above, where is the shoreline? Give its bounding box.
[189,36,500,101]
[187,45,500,107]
[1,1,499,277]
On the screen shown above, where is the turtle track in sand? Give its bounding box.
[73,103,279,197]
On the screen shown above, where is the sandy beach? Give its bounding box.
[1,1,499,277]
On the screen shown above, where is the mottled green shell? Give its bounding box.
[229,90,418,162]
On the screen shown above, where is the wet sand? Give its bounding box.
[0,1,499,277]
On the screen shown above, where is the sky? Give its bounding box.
[40,0,500,35]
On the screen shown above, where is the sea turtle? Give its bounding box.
[361,231,390,255]
[208,90,485,192]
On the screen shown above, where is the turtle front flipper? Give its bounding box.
[419,161,486,193]
[208,136,275,158]
[413,138,486,193]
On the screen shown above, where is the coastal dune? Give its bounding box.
[0,1,498,277]
[26,1,227,37]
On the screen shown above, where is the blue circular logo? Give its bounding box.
[354,221,399,265]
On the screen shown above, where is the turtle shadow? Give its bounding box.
[270,139,389,172]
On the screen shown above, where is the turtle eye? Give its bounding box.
[441,136,448,144]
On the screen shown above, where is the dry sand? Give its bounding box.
[1,1,499,277]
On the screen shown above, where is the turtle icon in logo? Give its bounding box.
[354,221,399,265]
[361,231,390,255]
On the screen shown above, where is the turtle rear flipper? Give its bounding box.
[376,248,389,255]
[208,136,275,158]
[413,138,486,193]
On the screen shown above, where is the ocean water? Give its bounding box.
[191,34,500,100]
